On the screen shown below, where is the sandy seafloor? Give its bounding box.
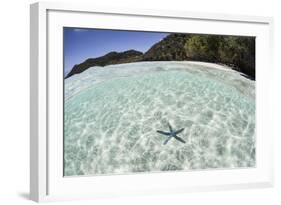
[64,61,255,176]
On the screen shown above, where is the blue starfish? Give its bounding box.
[157,123,185,145]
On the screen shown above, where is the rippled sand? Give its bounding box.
[64,61,255,176]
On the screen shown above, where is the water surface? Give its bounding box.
[64,61,255,176]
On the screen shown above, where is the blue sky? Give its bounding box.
[64,28,169,75]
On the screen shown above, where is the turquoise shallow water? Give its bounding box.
[64,61,255,176]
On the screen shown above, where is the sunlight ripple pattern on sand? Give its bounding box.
[64,61,255,176]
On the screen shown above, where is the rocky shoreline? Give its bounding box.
[65,33,255,80]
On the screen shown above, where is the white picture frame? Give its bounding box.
[30,1,274,202]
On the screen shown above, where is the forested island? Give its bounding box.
[65,33,255,80]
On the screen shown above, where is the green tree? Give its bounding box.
[184,35,220,62]
[218,36,255,76]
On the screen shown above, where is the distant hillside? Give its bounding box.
[142,34,189,61]
[142,33,255,79]
[184,35,255,79]
[65,50,143,78]
[66,33,255,79]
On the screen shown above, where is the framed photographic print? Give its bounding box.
[30,2,274,202]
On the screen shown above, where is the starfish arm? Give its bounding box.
[175,128,184,134]
[168,122,173,132]
[174,135,186,144]
[157,130,171,136]
[163,136,172,145]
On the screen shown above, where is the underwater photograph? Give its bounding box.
[63,28,255,176]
